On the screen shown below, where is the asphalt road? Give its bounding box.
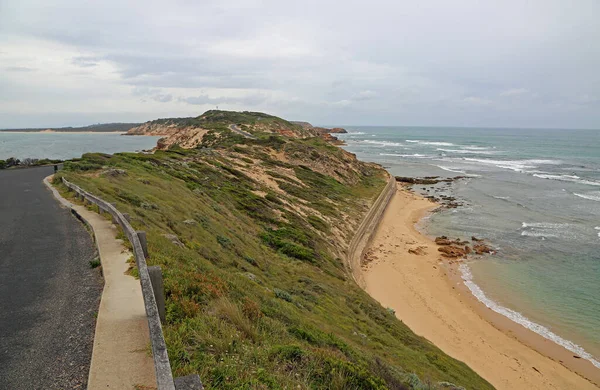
[0,166,102,389]
[229,124,256,139]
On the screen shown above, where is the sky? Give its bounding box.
[0,0,599,129]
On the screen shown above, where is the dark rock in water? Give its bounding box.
[330,127,348,134]
[438,245,468,258]
[473,243,494,255]
[435,236,453,245]
[395,175,466,185]
[435,236,469,246]
[472,236,484,242]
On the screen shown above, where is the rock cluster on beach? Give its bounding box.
[395,176,465,185]
[396,176,467,208]
[435,235,494,259]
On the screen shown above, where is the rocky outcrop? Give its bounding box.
[126,122,209,150]
[438,245,470,258]
[291,122,348,134]
[330,127,348,134]
[435,236,468,246]
[435,236,495,259]
[321,133,345,145]
[395,176,465,185]
[473,243,494,255]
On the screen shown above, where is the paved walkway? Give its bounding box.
[0,166,102,389]
[45,176,156,389]
[229,124,256,139]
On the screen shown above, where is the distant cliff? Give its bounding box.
[0,123,141,133]
[125,111,349,150]
[126,110,318,149]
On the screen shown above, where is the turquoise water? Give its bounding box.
[0,132,161,160]
[335,126,600,367]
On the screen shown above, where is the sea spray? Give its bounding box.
[459,263,600,369]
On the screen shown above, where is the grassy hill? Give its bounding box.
[54,111,493,389]
[126,110,317,145]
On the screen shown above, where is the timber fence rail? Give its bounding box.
[61,177,202,390]
[347,174,396,288]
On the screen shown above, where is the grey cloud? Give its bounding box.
[153,94,173,103]
[182,93,268,106]
[5,66,36,72]
[1,0,599,128]
[71,56,100,68]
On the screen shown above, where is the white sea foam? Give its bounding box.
[573,192,600,202]
[380,153,429,158]
[462,158,536,172]
[346,131,366,135]
[461,158,560,173]
[405,139,454,146]
[596,227,600,239]
[436,148,498,155]
[435,165,467,174]
[520,231,557,238]
[533,173,600,187]
[359,140,405,147]
[520,222,573,239]
[459,263,600,369]
[521,222,569,229]
[433,165,481,177]
[461,145,494,150]
[493,196,510,200]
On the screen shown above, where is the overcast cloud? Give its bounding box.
[0,0,599,128]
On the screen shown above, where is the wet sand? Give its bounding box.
[362,184,599,389]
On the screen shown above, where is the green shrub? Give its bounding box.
[274,288,293,302]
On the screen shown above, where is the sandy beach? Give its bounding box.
[362,184,599,390]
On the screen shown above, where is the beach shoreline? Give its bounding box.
[361,183,599,389]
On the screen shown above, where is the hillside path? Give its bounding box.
[229,124,256,139]
[44,176,157,389]
[0,166,102,389]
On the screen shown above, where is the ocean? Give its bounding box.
[0,132,161,160]
[335,126,600,368]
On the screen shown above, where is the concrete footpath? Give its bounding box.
[45,176,156,389]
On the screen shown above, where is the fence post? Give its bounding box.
[137,231,149,259]
[110,203,117,224]
[174,374,204,389]
[148,266,166,323]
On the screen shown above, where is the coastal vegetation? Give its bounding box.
[54,110,493,389]
[0,157,62,169]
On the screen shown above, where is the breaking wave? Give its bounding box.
[520,222,572,239]
[573,192,600,202]
[436,148,498,155]
[358,140,405,147]
[380,153,430,158]
[406,140,454,146]
[459,263,600,369]
[461,158,560,173]
[534,174,600,187]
